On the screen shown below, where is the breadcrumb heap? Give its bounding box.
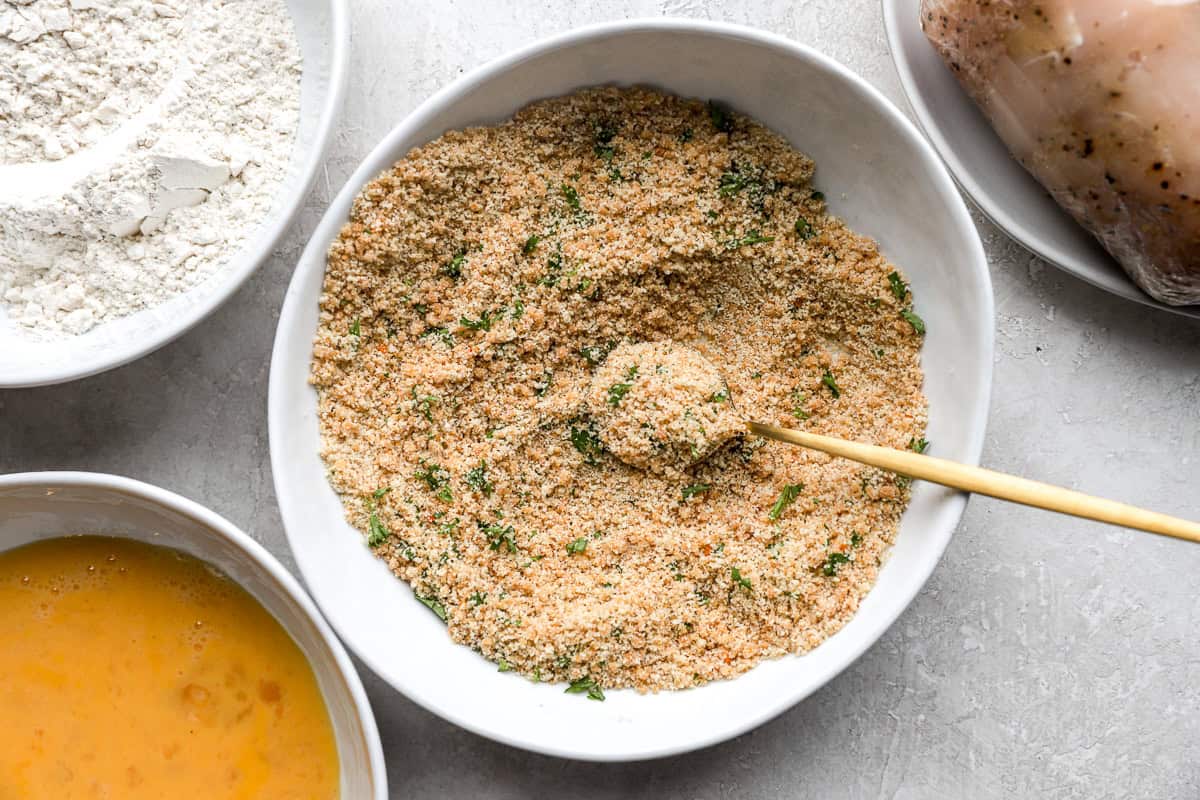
[586,340,743,476]
[312,86,928,693]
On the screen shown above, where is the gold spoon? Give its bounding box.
[749,422,1200,545]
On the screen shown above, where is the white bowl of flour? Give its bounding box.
[0,0,348,387]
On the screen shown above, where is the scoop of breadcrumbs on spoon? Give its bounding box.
[587,340,744,476]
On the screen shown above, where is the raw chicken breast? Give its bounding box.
[921,0,1200,305]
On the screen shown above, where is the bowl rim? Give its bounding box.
[1,0,353,389]
[879,0,1200,320]
[269,16,995,761]
[0,470,388,795]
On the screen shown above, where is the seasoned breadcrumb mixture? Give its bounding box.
[312,87,927,693]
[586,340,744,477]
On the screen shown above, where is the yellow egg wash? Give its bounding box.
[0,537,340,799]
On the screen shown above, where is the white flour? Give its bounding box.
[0,0,301,337]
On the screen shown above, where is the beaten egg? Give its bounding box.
[0,536,339,799]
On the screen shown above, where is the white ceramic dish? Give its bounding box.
[0,0,351,388]
[0,472,387,797]
[270,19,994,761]
[882,0,1200,320]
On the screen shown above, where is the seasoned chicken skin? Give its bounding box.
[921,0,1200,305]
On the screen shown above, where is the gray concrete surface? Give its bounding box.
[3,1,1199,797]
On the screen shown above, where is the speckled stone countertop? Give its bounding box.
[3,1,1198,796]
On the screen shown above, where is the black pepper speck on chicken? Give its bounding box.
[922,0,1200,306]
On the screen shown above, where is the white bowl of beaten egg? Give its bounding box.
[269,19,994,761]
[0,472,386,797]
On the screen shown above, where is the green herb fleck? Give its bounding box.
[887,272,925,332]
[367,507,389,547]
[678,127,694,143]
[594,119,617,143]
[791,389,810,420]
[718,165,752,197]
[768,483,803,521]
[821,369,841,399]
[362,489,391,551]
[481,520,518,554]
[708,100,735,133]
[607,382,632,406]
[725,230,775,250]
[566,536,589,555]
[443,251,467,280]
[709,387,730,403]
[810,190,825,202]
[593,119,618,161]
[540,249,564,287]
[716,161,777,213]
[349,318,361,337]
[421,326,455,347]
[850,532,863,548]
[682,483,711,500]
[464,461,494,496]
[522,234,541,256]
[565,676,605,701]
[415,590,447,621]
[459,309,497,332]
[569,422,604,466]
[794,217,816,240]
[908,437,930,454]
[606,380,633,406]
[901,309,926,335]
[497,657,512,672]
[592,118,619,154]
[579,342,614,366]
[731,566,753,591]
[469,591,487,607]
[561,184,582,213]
[534,369,553,396]
[414,460,452,503]
[410,387,437,422]
[821,551,852,577]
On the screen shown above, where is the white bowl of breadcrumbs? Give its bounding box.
[270,19,993,761]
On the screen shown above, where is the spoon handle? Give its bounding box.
[748,422,1200,545]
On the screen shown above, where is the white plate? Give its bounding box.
[0,472,387,798]
[882,0,1200,320]
[269,19,994,761]
[0,0,351,388]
